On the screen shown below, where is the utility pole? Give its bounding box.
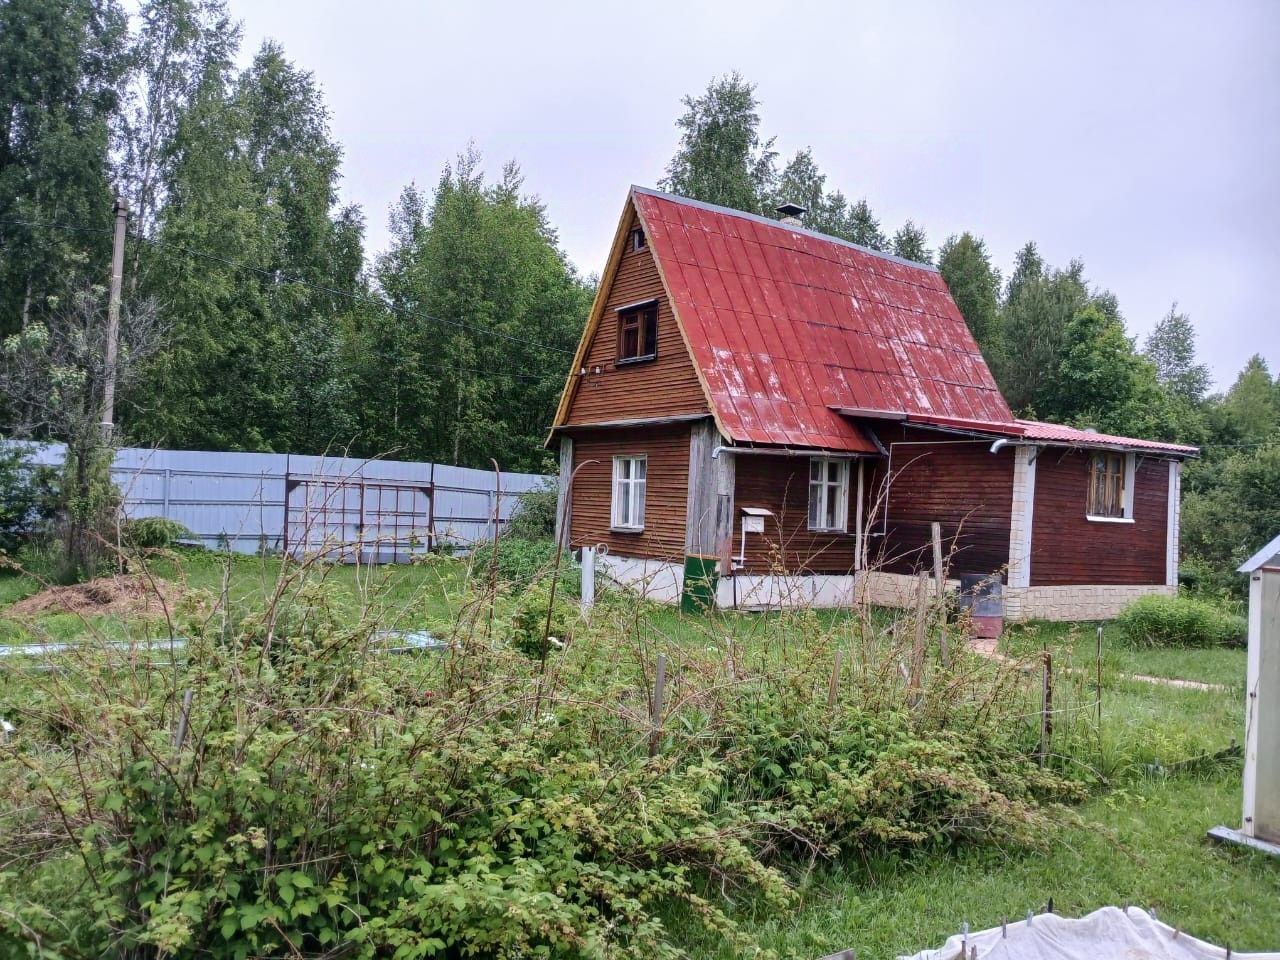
[101,195,128,440]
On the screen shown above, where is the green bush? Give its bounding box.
[1116,593,1247,648]
[509,580,576,659]
[121,515,194,549]
[505,480,558,540]
[469,536,578,596]
[0,440,57,555]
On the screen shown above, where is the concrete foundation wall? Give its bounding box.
[597,553,1171,622]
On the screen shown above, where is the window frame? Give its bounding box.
[610,455,648,532]
[616,299,659,364]
[807,457,850,533]
[1086,451,1136,522]
[629,227,647,252]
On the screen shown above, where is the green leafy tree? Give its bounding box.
[0,0,130,335]
[845,198,888,250]
[938,232,1002,366]
[891,220,931,264]
[366,150,592,470]
[1143,303,1211,405]
[998,254,1088,415]
[661,72,776,214]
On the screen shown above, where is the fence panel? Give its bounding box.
[27,444,548,557]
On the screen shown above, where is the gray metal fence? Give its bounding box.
[28,444,549,558]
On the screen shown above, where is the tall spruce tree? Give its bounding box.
[891,221,931,264]
[0,0,130,335]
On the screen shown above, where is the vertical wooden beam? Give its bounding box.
[555,436,574,548]
[650,653,667,757]
[932,521,949,666]
[854,459,865,572]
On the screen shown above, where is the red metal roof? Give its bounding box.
[632,186,1013,453]
[627,187,1198,459]
[1012,420,1199,456]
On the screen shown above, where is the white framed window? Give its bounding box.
[807,457,849,532]
[1086,451,1136,521]
[611,455,647,530]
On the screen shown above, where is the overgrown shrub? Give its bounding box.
[121,515,194,549]
[0,564,1084,958]
[0,440,57,555]
[469,536,578,595]
[505,479,558,540]
[1116,593,1246,648]
[509,580,577,658]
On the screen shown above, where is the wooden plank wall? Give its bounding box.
[567,423,693,562]
[562,205,709,425]
[865,428,1015,578]
[733,455,858,574]
[1030,450,1168,586]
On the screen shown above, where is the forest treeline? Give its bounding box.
[0,4,1276,586]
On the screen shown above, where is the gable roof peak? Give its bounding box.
[629,184,940,274]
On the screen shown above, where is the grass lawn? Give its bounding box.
[1001,619,1247,689]
[2,553,1275,958]
[681,768,1279,959]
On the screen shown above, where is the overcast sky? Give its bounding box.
[227,0,1278,389]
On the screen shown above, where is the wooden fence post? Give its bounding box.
[1038,651,1053,765]
[581,545,595,614]
[910,571,928,692]
[649,653,666,758]
[828,648,843,708]
[931,521,949,666]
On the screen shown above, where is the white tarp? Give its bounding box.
[898,906,1279,960]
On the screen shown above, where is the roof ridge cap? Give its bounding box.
[630,184,941,274]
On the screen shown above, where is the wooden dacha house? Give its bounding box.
[550,187,1197,620]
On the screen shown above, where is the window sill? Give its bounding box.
[615,354,657,367]
[610,525,645,534]
[1085,515,1134,524]
[807,526,849,534]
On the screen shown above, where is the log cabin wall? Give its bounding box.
[566,423,694,562]
[864,425,1014,578]
[732,454,858,574]
[1030,449,1169,586]
[562,205,709,426]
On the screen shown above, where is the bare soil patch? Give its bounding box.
[8,574,184,619]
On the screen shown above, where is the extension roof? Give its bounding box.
[554,187,1197,459]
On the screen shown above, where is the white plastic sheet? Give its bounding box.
[897,906,1279,960]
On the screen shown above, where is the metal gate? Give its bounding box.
[282,473,434,563]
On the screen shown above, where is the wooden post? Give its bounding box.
[1039,651,1053,765]
[931,521,949,666]
[910,571,928,692]
[100,196,128,440]
[649,653,666,757]
[828,648,843,708]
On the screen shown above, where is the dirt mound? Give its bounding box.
[8,574,184,619]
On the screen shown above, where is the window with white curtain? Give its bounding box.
[611,455,647,530]
[807,457,849,532]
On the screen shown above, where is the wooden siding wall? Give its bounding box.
[1030,450,1169,586]
[733,456,858,574]
[562,206,709,425]
[567,424,693,562]
[865,426,1014,578]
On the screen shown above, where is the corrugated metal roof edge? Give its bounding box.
[630,185,942,275]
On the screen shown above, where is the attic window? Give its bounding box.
[1086,452,1135,521]
[617,300,658,363]
[630,228,646,251]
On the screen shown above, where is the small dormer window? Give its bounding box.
[617,300,658,363]
[630,228,646,252]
